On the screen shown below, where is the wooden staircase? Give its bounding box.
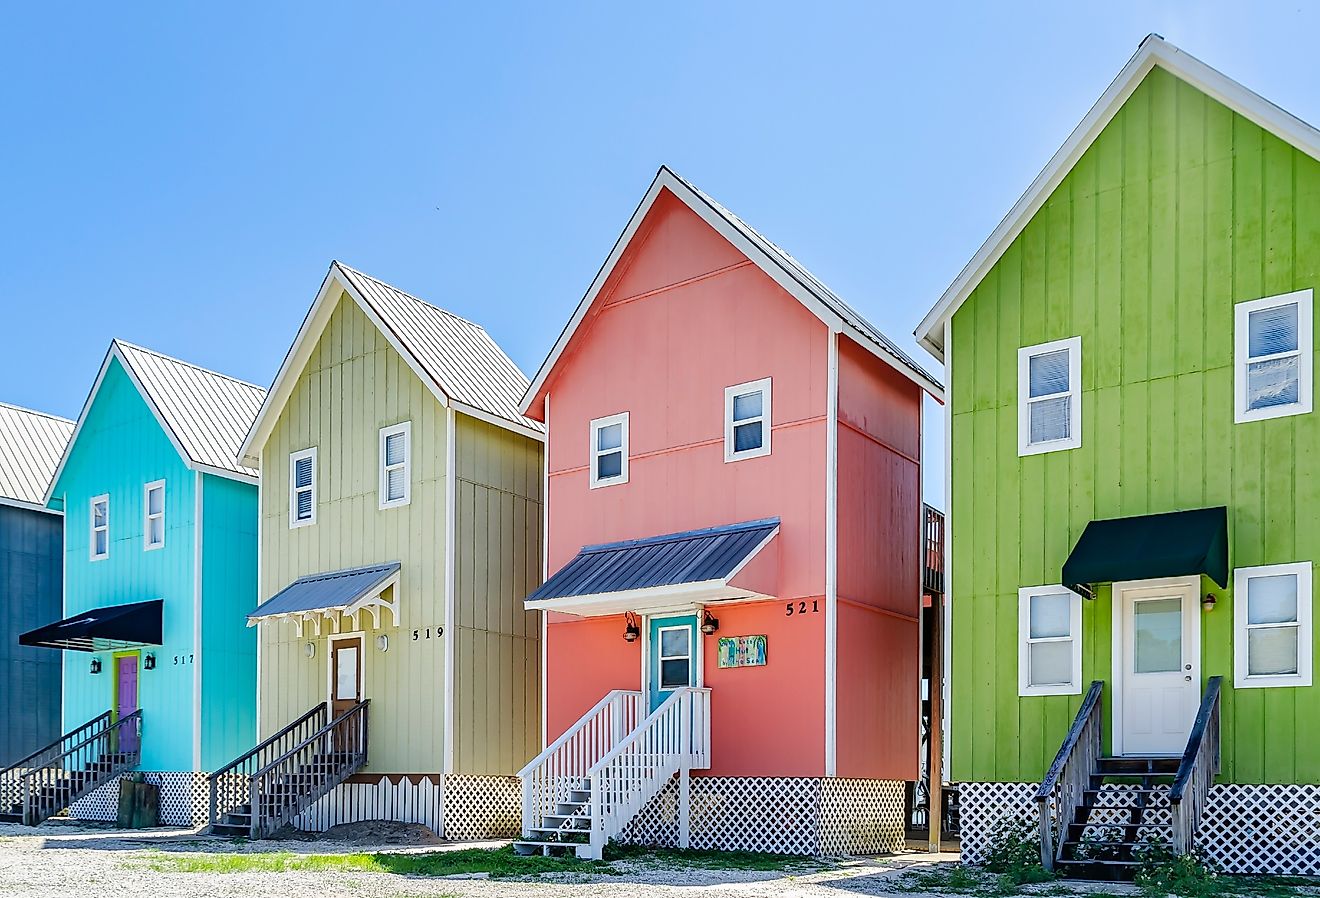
[1036,678,1222,882]
[514,779,596,857]
[0,711,143,826]
[208,701,368,839]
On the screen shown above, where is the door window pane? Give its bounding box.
[1029,641,1072,686]
[335,647,359,700]
[1247,574,1299,625]
[1029,593,1071,639]
[1134,597,1182,673]
[660,628,689,658]
[1248,626,1299,676]
[660,658,690,689]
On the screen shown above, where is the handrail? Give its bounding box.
[517,690,639,777]
[207,702,330,829]
[1036,681,1104,871]
[1,712,114,817]
[4,712,112,771]
[212,703,327,778]
[252,701,369,780]
[1169,677,1222,854]
[15,710,143,826]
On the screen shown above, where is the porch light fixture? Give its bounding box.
[143,653,156,670]
[700,611,720,635]
[90,658,101,675]
[376,634,389,653]
[1203,593,1218,613]
[623,612,640,643]
[304,641,317,659]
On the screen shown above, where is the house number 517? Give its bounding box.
[785,601,820,616]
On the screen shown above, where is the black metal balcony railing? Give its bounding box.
[923,504,945,597]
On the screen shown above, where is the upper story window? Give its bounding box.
[143,480,165,550]
[379,422,411,509]
[1235,289,1313,423]
[1018,336,1082,456]
[1234,561,1312,689]
[290,448,317,527]
[1018,585,1082,696]
[589,413,629,489]
[724,378,772,462]
[90,494,109,560]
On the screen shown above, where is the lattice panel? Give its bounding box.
[819,779,906,855]
[617,775,681,848]
[444,775,521,840]
[689,777,822,855]
[294,775,442,833]
[69,772,209,826]
[957,782,1036,863]
[1198,785,1320,875]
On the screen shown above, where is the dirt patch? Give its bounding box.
[269,820,445,846]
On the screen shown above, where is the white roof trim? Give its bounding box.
[915,34,1320,361]
[521,167,943,414]
[523,578,771,618]
[0,495,62,515]
[248,573,401,634]
[44,341,258,505]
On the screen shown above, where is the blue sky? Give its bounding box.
[4,2,1320,506]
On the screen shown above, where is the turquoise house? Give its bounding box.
[26,340,265,826]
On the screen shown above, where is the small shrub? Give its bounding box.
[982,819,1053,886]
[1133,839,1220,898]
[1073,825,1126,862]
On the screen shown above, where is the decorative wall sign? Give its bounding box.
[717,635,767,668]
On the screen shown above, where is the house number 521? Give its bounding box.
[785,601,820,616]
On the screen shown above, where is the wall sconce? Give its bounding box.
[623,612,640,643]
[143,653,156,670]
[376,634,389,653]
[1202,593,1218,613]
[90,658,102,675]
[304,641,317,659]
[700,611,720,636]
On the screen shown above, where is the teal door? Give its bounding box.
[648,614,697,711]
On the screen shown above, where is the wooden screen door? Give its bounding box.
[113,653,140,754]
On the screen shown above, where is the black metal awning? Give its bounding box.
[1062,507,1228,596]
[19,599,164,652]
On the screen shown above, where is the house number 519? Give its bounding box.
[785,601,820,616]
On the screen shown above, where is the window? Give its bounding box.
[379,422,411,509]
[143,480,165,550]
[657,626,692,689]
[289,448,317,527]
[1018,337,1082,456]
[89,494,109,560]
[589,413,629,488]
[1018,586,1082,696]
[1234,562,1312,688]
[1235,289,1313,423]
[724,378,772,462]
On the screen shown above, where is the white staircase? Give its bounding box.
[515,687,711,859]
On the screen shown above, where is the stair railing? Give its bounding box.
[18,710,142,826]
[1169,676,1222,855]
[0,712,112,816]
[247,699,369,838]
[517,690,644,838]
[587,687,711,857]
[207,702,329,830]
[1035,680,1104,871]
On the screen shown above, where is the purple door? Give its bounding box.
[115,655,139,754]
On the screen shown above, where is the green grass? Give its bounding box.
[603,843,824,872]
[893,863,1320,898]
[143,845,613,879]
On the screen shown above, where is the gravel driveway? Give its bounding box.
[0,821,978,898]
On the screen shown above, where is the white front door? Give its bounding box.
[1117,579,1200,756]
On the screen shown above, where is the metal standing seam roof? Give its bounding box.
[665,169,943,395]
[334,263,543,434]
[528,518,780,602]
[249,562,402,620]
[114,341,267,478]
[0,402,73,506]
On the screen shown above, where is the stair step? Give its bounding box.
[540,813,591,826]
[512,841,591,858]
[1095,756,1179,775]
[1056,858,1140,882]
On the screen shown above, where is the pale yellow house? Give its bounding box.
[222,261,542,839]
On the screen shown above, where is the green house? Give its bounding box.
[917,36,1320,876]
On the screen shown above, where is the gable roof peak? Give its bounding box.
[915,35,1320,361]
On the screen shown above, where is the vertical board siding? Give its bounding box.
[453,414,542,776]
[199,473,258,771]
[52,360,198,772]
[950,67,1320,785]
[0,504,62,765]
[258,292,447,774]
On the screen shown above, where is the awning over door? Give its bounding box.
[19,599,164,652]
[249,562,400,634]
[1062,506,1228,595]
[526,518,780,616]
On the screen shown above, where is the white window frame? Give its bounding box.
[1234,561,1313,689]
[1018,585,1083,696]
[656,624,694,689]
[589,413,629,489]
[1234,289,1313,424]
[1018,336,1082,456]
[89,494,109,561]
[143,480,165,551]
[724,377,772,463]
[378,422,412,510]
[289,447,317,528]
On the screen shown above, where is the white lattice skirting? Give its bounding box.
[619,777,905,856]
[69,772,209,826]
[293,774,520,840]
[959,781,1320,874]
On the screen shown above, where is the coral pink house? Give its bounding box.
[515,168,943,858]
